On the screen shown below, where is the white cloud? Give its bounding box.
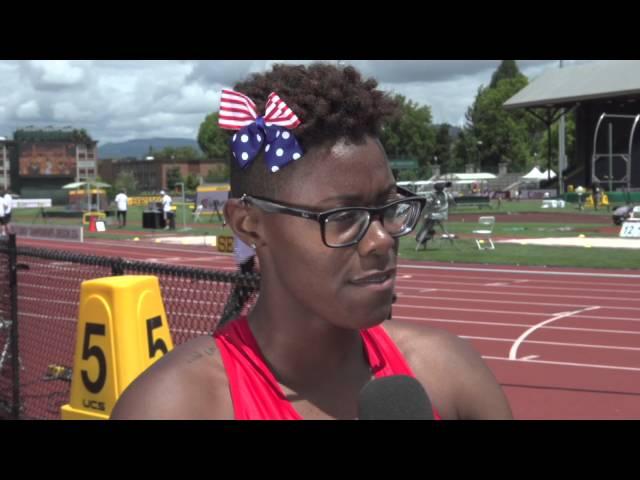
[0,59,606,143]
[16,100,41,120]
[23,60,88,90]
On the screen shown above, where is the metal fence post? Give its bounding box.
[8,233,20,419]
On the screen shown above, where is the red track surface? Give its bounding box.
[18,236,640,419]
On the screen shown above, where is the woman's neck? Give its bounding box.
[247,293,369,390]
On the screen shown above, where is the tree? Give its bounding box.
[156,146,203,161]
[114,169,138,195]
[185,173,200,191]
[205,164,230,183]
[464,61,541,172]
[379,94,436,170]
[451,130,477,172]
[489,60,521,88]
[433,124,454,171]
[197,112,232,160]
[166,167,182,190]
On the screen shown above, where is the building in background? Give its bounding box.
[1,127,98,203]
[98,156,227,192]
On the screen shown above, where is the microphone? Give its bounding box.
[358,375,434,420]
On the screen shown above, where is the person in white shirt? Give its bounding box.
[114,189,128,228]
[161,190,175,230]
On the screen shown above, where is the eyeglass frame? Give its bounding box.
[239,185,426,248]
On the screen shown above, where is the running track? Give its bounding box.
[18,236,640,419]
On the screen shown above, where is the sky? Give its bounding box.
[0,60,601,145]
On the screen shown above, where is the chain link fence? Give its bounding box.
[0,235,259,419]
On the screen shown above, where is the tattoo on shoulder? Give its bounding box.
[185,345,217,364]
[186,351,204,364]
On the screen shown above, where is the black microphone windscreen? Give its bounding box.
[358,375,434,420]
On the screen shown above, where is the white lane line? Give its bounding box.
[465,334,639,353]
[397,285,640,304]
[395,278,640,295]
[392,314,640,336]
[521,355,539,361]
[482,355,640,373]
[397,293,637,312]
[508,306,601,360]
[394,303,638,322]
[485,282,508,287]
[418,288,438,293]
[399,263,640,280]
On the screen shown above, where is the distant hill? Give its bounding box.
[98,138,202,159]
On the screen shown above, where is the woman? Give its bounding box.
[111,63,512,420]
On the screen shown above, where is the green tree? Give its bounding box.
[197,112,231,159]
[451,130,477,172]
[489,60,521,88]
[166,167,182,190]
[380,94,436,171]
[157,146,203,161]
[465,61,540,172]
[185,173,200,191]
[433,124,454,170]
[114,169,138,195]
[205,164,230,183]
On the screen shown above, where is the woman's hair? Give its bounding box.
[228,63,399,199]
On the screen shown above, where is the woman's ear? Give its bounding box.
[223,198,263,247]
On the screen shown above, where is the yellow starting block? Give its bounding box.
[61,275,174,420]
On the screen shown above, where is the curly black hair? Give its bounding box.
[228,63,399,199]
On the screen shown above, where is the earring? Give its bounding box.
[251,243,256,249]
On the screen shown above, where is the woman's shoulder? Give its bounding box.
[110,335,234,419]
[381,320,512,419]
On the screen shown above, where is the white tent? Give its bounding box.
[522,167,546,180]
[521,167,557,182]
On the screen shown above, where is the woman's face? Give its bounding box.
[259,136,399,330]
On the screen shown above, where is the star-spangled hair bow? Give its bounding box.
[218,89,304,173]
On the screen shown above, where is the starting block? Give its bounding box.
[61,275,174,420]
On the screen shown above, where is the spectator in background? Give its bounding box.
[114,189,128,228]
[161,190,175,230]
[591,182,602,211]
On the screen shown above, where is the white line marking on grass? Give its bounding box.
[508,306,601,360]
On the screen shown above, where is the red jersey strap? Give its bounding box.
[214,317,441,420]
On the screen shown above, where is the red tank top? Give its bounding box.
[213,316,441,420]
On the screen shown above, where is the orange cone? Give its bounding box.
[89,215,97,232]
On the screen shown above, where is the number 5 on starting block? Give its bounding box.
[61,275,174,420]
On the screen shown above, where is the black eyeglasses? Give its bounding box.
[240,186,426,248]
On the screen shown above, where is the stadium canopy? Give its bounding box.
[504,61,640,111]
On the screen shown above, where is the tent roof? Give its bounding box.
[504,60,640,110]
